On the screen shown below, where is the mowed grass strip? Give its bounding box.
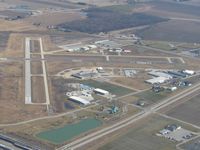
[80,80,134,96]
[36,118,102,144]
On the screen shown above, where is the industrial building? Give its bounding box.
[96,67,105,73]
[158,124,194,142]
[168,71,187,78]
[148,71,173,79]
[94,88,109,96]
[182,70,195,75]
[123,69,137,77]
[146,69,195,85]
[166,86,177,92]
[59,44,97,52]
[69,96,90,105]
[72,71,98,79]
[145,77,170,84]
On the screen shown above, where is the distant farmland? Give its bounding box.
[146,1,200,17]
[0,32,10,51]
[58,7,168,34]
[136,20,200,43]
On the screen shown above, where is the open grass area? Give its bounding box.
[98,115,178,150]
[98,114,199,150]
[165,93,200,126]
[80,79,134,96]
[134,90,172,106]
[136,20,200,43]
[36,118,102,144]
[143,40,178,51]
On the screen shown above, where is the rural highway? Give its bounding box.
[57,81,200,150]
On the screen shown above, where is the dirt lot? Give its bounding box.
[32,76,46,103]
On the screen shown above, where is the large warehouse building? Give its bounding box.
[145,77,170,84]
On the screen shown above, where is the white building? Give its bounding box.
[145,77,169,84]
[69,96,90,105]
[182,70,195,75]
[88,45,97,49]
[148,71,173,79]
[167,86,177,92]
[94,88,109,95]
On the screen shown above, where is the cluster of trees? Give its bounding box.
[58,7,168,34]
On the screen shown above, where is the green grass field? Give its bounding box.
[80,80,134,96]
[135,90,171,105]
[143,40,177,51]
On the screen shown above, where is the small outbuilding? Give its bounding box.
[94,88,109,95]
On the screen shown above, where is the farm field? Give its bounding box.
[164,93,200,126]
[98,114,199,150]
[136,20,200,43]
[25,12,86,27]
